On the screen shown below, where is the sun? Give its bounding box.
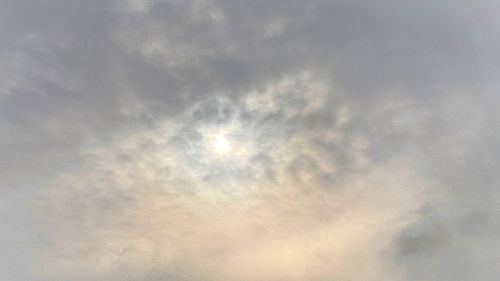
[213,134,229,154]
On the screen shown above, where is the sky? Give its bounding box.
[1,0,500,280]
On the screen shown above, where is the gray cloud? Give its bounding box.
[1,0,499,280]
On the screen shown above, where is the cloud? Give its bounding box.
[1,0,499,280]
[36,98,427,280]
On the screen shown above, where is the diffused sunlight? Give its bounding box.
[213,134,229,154]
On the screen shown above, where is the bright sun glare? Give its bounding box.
[213,134,229,154]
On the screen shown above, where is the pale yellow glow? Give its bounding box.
[213,134,229,154]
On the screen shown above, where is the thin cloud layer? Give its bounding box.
[37,98,427,281]
[1,0,499,280]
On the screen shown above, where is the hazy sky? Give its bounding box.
[1,0,500,280]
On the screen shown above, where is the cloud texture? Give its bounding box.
[1,0,499,280]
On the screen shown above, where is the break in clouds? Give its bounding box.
[1,0,499,280]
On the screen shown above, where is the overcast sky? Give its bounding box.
[1,0,500,280]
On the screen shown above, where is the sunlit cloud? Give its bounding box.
[1,0,499,281]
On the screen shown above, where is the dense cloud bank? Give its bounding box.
[1,0,499,280]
